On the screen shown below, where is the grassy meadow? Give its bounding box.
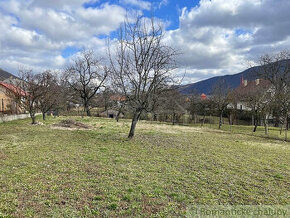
[0,116,289,217]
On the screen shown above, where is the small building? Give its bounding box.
[100,109,124,119]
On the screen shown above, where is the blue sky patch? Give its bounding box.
[61,46,81,58]
[235,28,252,36]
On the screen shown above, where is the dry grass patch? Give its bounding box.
[244,140,289,149]
[51,119,92,130]
[137,122,217,134]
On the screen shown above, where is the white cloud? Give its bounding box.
[29,0,99,10]
[0,0,126,74]
[1,0,290,83]
[120,0,151,10]
[164,0,290,83]
[1,1,126,42]
[78,4,126,35]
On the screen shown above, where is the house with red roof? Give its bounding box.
[0,82,26,114]
[109,94,126,102]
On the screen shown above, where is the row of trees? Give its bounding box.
[11,70,63,124]
[12,17,178,138]
[11,16,289,139]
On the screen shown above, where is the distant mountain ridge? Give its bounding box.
[179,59,289,95]
[0,68,17,81]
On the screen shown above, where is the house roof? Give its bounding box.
[201,93,207,100]
[234,79,271,95]
[0,82,27,96]
[110,94,126,101]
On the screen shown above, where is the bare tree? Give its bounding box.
[235,79,271,133]
[101,87,113,112]
[211,80,231,129]
[64,50,108,116]
[12,70,43,124]
[110,16,178,138]
[160,88,186,125]
[187,92,202,124]
[37,71,61,120]
[111,94,126,122]
[259,51,290,139]
[227,91,238,127]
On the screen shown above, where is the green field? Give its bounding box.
[0,116,289,217]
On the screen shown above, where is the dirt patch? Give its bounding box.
[0,151,7,160]
[52,119,92,130]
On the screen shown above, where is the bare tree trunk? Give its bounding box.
[264,115,269,136]
[286,114,289,130]
[153,113,157,121]
[252,113,258,133]
[253,119,258,132]
[42,112,46,121]
[219,111,223,129]
[229,113,233,133]
[172,112,176,125]
[115,114,120,122]
[128,111,141,138]
[30,112,36,124]
[84,103,91,116]
[253,124,258,132]
[285,116,288,141]
[115,109,122,122]
[201,114,205,127]
[233,110,237,125]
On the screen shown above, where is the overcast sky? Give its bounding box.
[0,0,290,83]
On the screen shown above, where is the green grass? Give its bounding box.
[0,116,289,217]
